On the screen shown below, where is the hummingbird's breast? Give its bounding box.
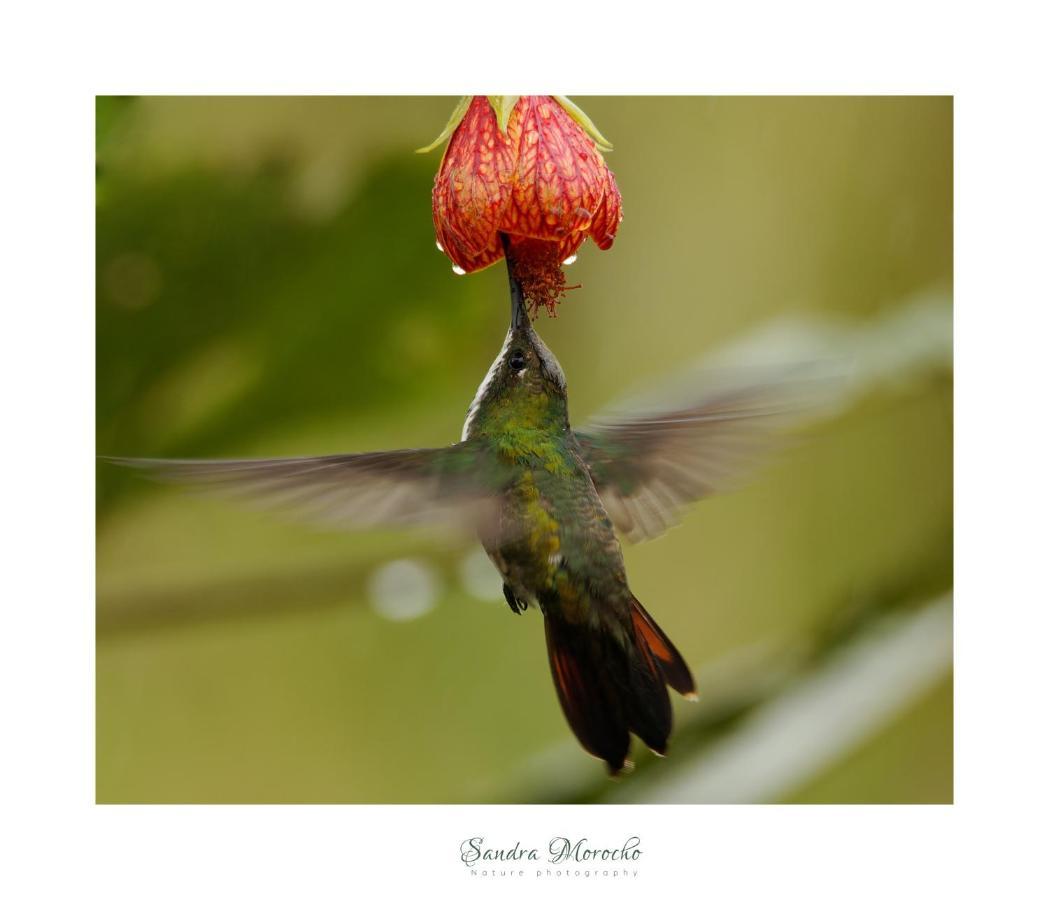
[482,442,630,626]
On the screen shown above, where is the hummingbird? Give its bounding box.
[110,262,816,775]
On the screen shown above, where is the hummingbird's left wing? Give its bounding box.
[105,443,505,534]
[574,367,836,543]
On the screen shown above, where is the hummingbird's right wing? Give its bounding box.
[105,443,506,534]
[574,366,838,543]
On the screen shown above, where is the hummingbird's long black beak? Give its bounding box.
[501,233,531,332]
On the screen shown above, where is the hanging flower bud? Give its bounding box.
[420,96,623,314]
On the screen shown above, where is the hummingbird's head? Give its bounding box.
[503,315,568,398]
[461,292,569,441]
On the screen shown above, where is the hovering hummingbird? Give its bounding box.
[110,266,817,775]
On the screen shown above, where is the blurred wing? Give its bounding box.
[106,444,502,533]
[575,368,834,542]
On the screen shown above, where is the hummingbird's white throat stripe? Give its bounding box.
[461,327,513,441]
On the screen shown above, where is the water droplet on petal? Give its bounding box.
[435,240,444,252]
[451,264,466,275]
[562,255,577,266]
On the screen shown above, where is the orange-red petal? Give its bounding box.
[431,97,515,272]
[588,167,623,251]
[504,97,609,245]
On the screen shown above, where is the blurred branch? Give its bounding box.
[96,543,469,635]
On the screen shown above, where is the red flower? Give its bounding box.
[422,96,622,312]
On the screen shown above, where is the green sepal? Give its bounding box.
[486,95,520,135]
[415,95,473,154]
[552,96,614,152]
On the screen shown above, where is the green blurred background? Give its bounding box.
[96,96,952,803]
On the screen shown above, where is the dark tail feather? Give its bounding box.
[622,633,673,757]
[544,600,694,774]
[629,596,697,699]
[544,615,631,774]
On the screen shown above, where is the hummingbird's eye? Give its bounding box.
[509,349,527,372]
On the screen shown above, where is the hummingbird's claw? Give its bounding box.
[502,583,521,614]
[502,583,526,615]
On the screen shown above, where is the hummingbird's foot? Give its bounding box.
[502,583,527,615]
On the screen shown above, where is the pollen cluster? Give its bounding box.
[507,238,580,317]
